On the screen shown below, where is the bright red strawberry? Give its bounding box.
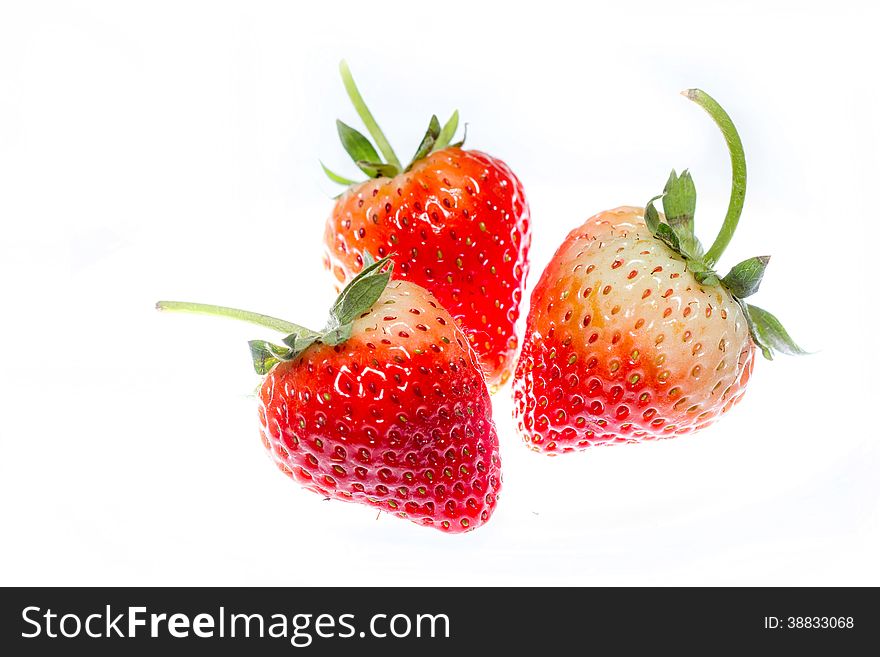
[320,61,530,390]
[158,257,501,532]
[513,90,804,454]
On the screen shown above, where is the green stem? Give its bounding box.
[683,89,747,267]
[155,301,299,334]
[339,60,402,171]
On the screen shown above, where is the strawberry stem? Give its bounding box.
[157,256,395,374]
[339,60,402,172]
[683,89,747,268]
[155,301,299,334]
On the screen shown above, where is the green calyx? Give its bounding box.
[157,254,394,375]
[321,60,465,187]
[643,89,805,360]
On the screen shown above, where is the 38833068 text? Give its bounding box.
[764,617,854,630]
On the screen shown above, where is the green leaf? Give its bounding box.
[355,160,399,179]
[677,231,720,285]
[320,161,359,186]
[450,123,468,148]
[679,233,705,260]
[281,327,322,358]
[662,170,702,258]
[432,110,459,152]
[336,120,382,166]
[645,191,702,258]
[722,256,770,299]
[692,267,721,286]
[330,256,394,327]
[338,60,402,171]
[644,194,664,234]
[646,180,714,281]
[662,169,697,231]
[736,300,772,360]
[654,222,680,252]
[321,321,353,346]
[745,304,808,359]
[248,340,292,375]
[406,115,441,170]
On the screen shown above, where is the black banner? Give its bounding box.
[1,587,875,654]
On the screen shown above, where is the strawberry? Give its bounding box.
[513,90,805,454]
[320,61,530,390]
[158,256,501,532]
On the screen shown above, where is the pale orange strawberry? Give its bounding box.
[513,90,804,454]
[513,205,755,451]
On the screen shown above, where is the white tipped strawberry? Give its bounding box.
[513,90,805,453]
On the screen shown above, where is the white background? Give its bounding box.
[1,0,878,586]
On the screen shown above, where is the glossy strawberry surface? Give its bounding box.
[513,207,755,453]
[323,147,530,390]
[258,280,501,532]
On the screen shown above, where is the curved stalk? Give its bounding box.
[155,301,299,334]
[682,89,747,267]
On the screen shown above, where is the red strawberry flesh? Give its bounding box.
[513,207,755,453]
[323,147,530,391]
[258,280,502,532]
